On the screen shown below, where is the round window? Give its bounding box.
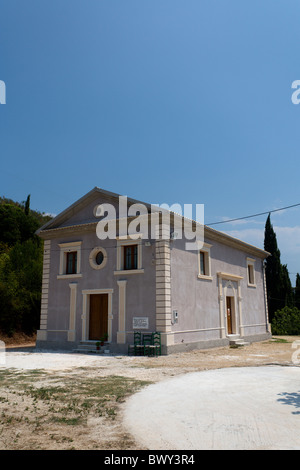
[89,247,107,270]
[95,251,104,266]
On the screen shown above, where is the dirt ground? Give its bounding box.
[0,335,299,450]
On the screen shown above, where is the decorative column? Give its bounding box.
[155,224,174,348]
[36,240,51,342]
[68,283,77,342]
[217,274,226,338]
[117,280,127,344]
[237,280,244,336]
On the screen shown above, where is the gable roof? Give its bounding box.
[36,186,153,234]
[36,186,270,259]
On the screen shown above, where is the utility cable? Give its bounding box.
[206,202,300,226]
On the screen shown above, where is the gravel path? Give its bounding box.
[123,365,300,450]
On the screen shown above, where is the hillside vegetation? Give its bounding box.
[0,196,51,336]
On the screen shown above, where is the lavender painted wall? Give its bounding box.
[37,188,270,353]
[170,234,269,347]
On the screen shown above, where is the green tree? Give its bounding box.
[0,197,51,336]
[24,194,30,216]
[264,214,294,323]
[295,273,300,310]
[271,306,300,335]
[281,264,294,308]
[0,239,43,335]
[0,203,39,246]
[264,214,283,322]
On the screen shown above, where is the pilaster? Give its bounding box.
[117,280,127,344]
[68,283,77,342]
[37,240,51,341]
[155,224,174,347]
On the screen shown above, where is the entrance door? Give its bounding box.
[89,294,108,340]
[226,296,234,335]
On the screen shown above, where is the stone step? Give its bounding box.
[73,348,104,355]
[73,341,110,355]
[229,338,250,347]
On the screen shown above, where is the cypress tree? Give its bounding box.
[281,264,293,309]
[264,214,282,321]
[264,214,293,322]
[24,194,30,216]
[295,273,300,310]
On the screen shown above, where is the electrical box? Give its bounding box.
[173,310,178,324]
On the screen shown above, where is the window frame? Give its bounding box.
[123,244,138,270]
[57,241,82,279]
[114,238,144,275]
[247,257,256,287]
[89,246,108,270]
[66,251,77,275]
[197,243,213,280]
[199,251,206,276]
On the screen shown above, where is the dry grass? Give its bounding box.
[0,368,150,450]
[0,335,298,450]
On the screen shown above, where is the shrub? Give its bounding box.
[271,306,300,335]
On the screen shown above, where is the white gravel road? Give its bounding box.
[123,365,300,450]
[1,349,115,370]
[2,349,300,450]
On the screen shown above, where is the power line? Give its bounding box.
[206,202,300,226]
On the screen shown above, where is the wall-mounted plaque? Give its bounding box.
[133,317,149,329]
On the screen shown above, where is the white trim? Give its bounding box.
[82,288,114,294]
[217,272,244,338]
[198,243,212,279]
[173,326,224,334]
[58,241,82,248]
[117,280,127,344]
[223,281,238,336]
[68,283,77,342]
[197,274,213,281]
[246,257,256,287]
[89,246,108,270]
[155,234,173,338]
[217,272,243,281]
[240,322,268,328]
[58,241,82,277]
[114,269,144,275]
[116,238,143,272]
[57,274,82,279]
[39,240,51,333]
[81,289,113,342]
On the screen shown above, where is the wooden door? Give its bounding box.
[226,296,233,335]
[89,294,108,340]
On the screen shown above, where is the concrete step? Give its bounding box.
[73,341,110,355]
[229,338,250,347]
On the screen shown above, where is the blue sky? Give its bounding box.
[0,1,299,283]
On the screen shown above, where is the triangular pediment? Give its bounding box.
[36,187,153,234]
[36,187,270,260]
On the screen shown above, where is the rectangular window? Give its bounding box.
[247,257,256,287]
[57,241,82,279]
[248,264,254,284]
[198,243,212,280]
[200,251,205,276]
[114,238,144,275]
[124,245,138,270]
[66,251,77,274]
